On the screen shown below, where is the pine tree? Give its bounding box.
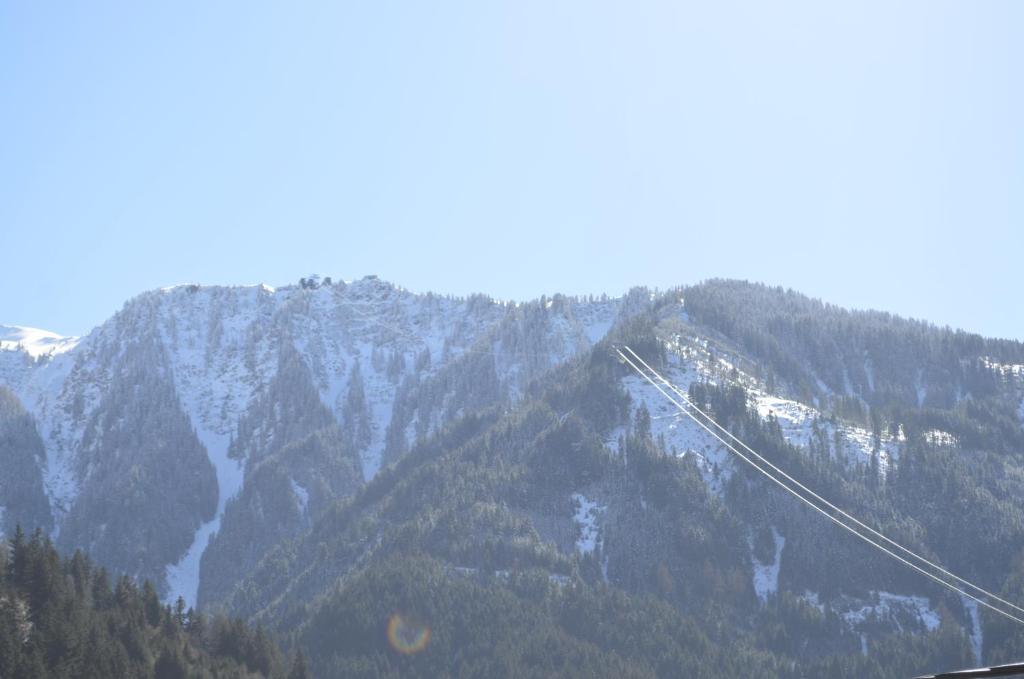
[142,581,162,626]
[634,405,652,440]
[343,361,372,450]
[173,596,186,628]
[288,648,310,679]
[154,647,188,679]
[8,525,26,587]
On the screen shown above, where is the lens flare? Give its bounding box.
[387,614,431,654]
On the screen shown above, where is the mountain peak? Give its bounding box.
[0,324,79,358]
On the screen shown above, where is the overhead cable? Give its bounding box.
[622,344,1024,619]
[615,346,1024,626]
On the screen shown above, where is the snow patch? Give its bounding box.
[164,427,243,606]
[622,355,735,494]
[923,429,958,447]
[749,389,898,476]
[840,591,941,634]
[754,395,817,448]
[801,590,825,612]
[583,318,613,345]
[752,528,785,602]
[962,596,983,665]
[572,493,605,554]
[982,357,1024,378]
[291,478,309,515]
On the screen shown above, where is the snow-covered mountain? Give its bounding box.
[4,277,1024,675]
[0,325,79,359]
[0,276,621,605]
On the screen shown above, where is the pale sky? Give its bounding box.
[2,1,1021,339]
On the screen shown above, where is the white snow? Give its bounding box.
[922,429,958,447]
[0,325,79,359]
[962,597,983,665]
[801,590,825,612]
[658,337,822,481]
[982,357,1024,378]
[621,354,736,494]
[749,387,898,475]
[291,478,309,515]
[13,349,86,535]
[583,317,613,345]
[165,427,243,606]
[571,299,617,347]
[752,528,785,602]
[572,493,605,554]
[754,395,818,448]
[801,589,950,648]
[631,338,897,490]
[840,591,941,634]
[2,280,627,605]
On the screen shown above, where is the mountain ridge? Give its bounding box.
[2,276,1024,677]
[0,275,625,605]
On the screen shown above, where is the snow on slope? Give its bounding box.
[751,386,901,475]
[982,357,1024,378]
[841,592,941,634]
[2,278,625,605]
[752,528,785,602]
[752,395,817,448]
[618,357,736,495]
[962,596,983,665]
[796,588,943,650]
[164,428,242,606]
[661,334,900,476]
[4,347,85,532]
[291,478,309,516]
[0,325,79,358]
[572,493,605,554]
[0,327,82,517]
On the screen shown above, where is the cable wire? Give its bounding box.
[621,344,1024,618]
[615,346,1024,626]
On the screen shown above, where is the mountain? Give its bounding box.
[0,325,79,359]
[2,277,1024,678]
[0,276,620,607]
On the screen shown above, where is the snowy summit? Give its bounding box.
[0,325,79,359]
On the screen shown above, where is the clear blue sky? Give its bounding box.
[2,1,1021,339]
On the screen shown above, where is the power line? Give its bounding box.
[621,345,1024,619]
[615,346,1024,627]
